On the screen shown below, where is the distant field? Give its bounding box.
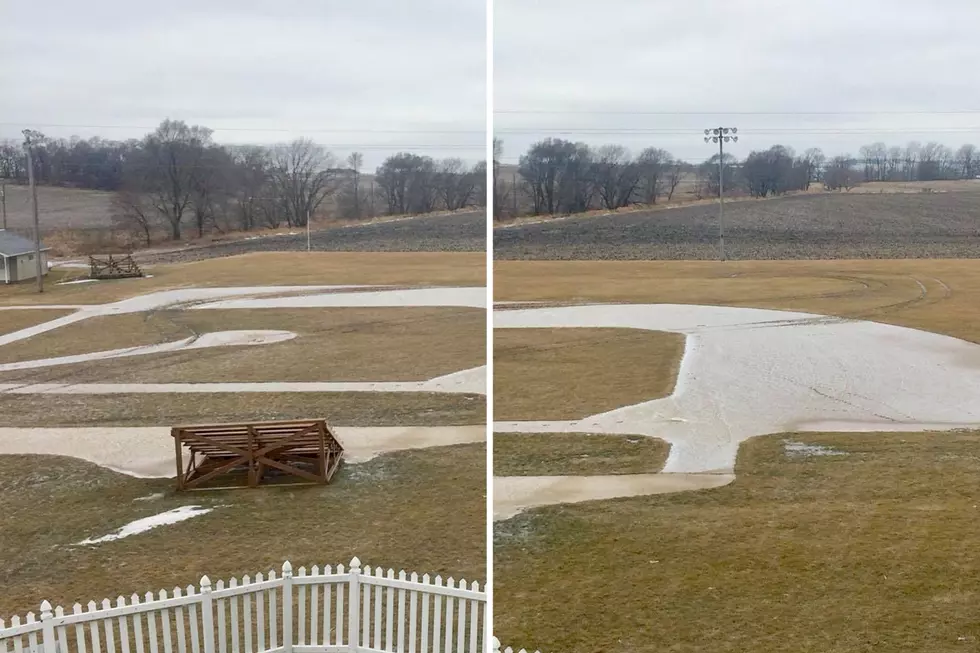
[493,188,980,260]
[138,211,487,263]
[2,184,114,230]
[0,183,485,258]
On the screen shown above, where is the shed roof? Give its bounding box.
[0,231,50,256]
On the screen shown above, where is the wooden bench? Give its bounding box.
[171,419,344,490]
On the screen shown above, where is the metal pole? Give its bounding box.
[24,142,43,293]
[306,210,311,252]
[1,183,6,230]
[718,132,725,262]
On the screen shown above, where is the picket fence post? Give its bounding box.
[40,601,56,653]
[200,576,216,653]
[282,562,293,653]
[347,558,361,653]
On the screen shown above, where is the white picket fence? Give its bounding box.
[0,558,486,653]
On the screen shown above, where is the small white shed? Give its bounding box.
[0,231,50,284]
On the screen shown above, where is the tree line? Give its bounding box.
[0,120,485,243]
[492,138,980,218]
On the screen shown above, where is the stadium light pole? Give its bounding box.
[704,127,738,261]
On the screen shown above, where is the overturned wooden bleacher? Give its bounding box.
[89,254,143,279]
[172,419,345,490]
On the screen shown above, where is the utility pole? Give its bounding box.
[704,127,738,261]
[306,210,311,252]
[1,182,6,230]
[23,131,43,293]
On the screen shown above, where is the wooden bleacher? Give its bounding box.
[171,419,344,490]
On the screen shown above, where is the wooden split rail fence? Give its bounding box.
[88,255,143,280]
[0,559,487,653]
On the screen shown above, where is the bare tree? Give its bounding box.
[665,160,684,201]
[226,145,270,231]
[189,145,232,237]
[492,139,512,219]
[435,158,477,210]
[375,152,438,215]
[111,190,156,246]
[267,139,339,226]
[592,145,639,210]
[903,141,921,181]
[824,156,861,191]
[347,152,363,218]
[957,144,978,179]
[800,148,825,189]
[128,119,214,240]
[637,147,671,204]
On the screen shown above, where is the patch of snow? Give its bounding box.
[0,365,485,395]
[73,506,212,545]
[0,330,297,372]
[133,492,166,502]
[56,279,98,286]
[192,286,486,310]
[783,440,847,457]
[0,286,360,347]
[493,474,735,521]
[0,426,485,477]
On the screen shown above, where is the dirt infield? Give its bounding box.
[493,191,980,260]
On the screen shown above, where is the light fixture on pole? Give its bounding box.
[704,127,738,261]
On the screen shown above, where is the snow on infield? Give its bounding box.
[73,506,213,545]
[0,330,297,371]
[494,303,980,475]
[0,426,486,477]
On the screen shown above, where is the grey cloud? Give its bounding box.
[0,0,486,168]
[494,0,980,163]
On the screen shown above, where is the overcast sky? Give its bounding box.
[494,0,980,164]
[0,0,486,169]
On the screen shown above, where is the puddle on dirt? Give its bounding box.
[493,512,547,546]
[783,440,847,458]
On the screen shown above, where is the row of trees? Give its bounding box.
[492,138,980,217]
[491,138,687,216]
[0,120,485,243]
[856,141,978,182]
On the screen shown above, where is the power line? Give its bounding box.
[494,109,980,116]
[0,122,485,135]
[494,128,980,136]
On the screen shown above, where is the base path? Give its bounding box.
[0,285,484,347]
[0,285,486,394]
[0,331,297,372]
[0,365,487,396]
[494,303,980,517]
[493,473,735,521]
[0,425,485,478]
